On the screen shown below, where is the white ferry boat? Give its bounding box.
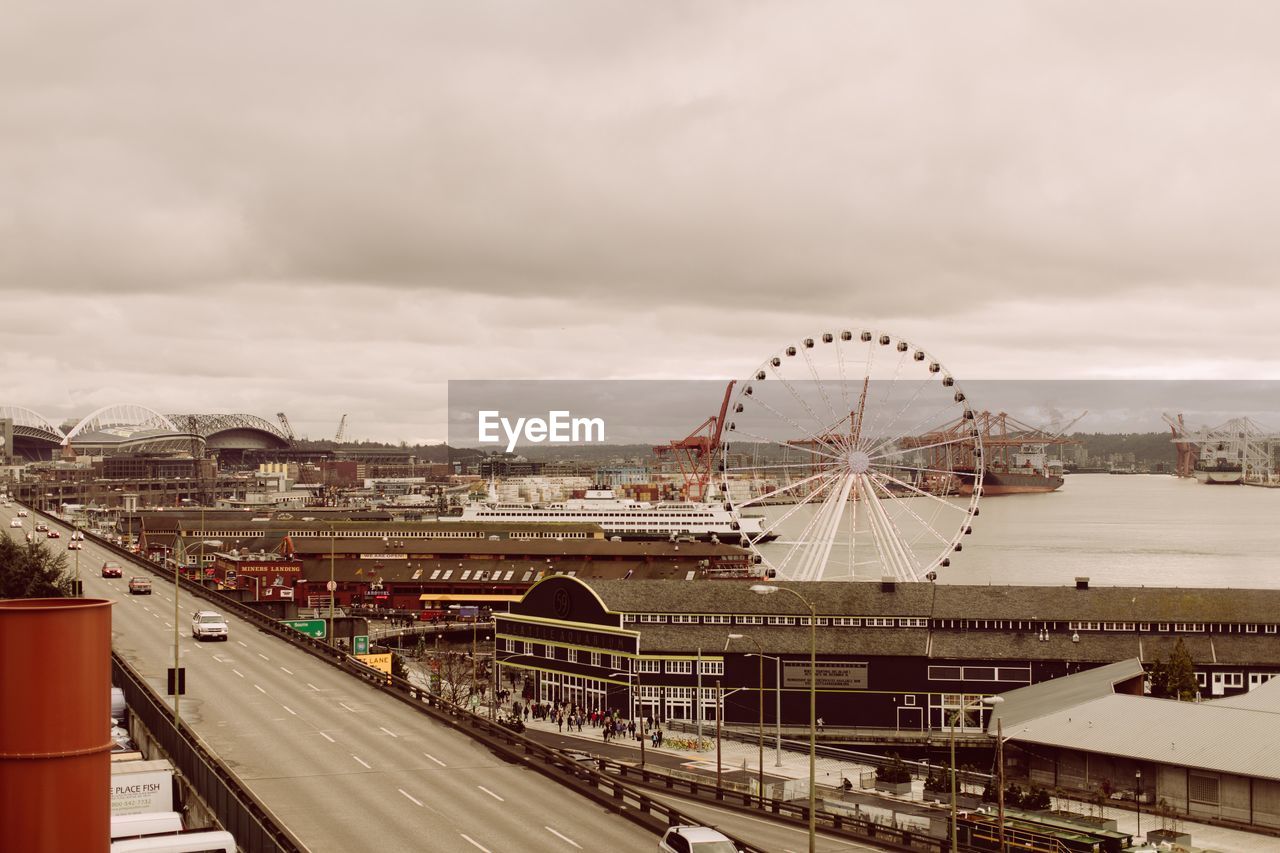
[454,486,774,543]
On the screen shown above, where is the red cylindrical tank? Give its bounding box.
[0,597,114,852]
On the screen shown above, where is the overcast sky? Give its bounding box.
[4,2,1280,443]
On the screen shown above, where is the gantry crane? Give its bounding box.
[652,381,735,502]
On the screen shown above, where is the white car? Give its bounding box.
[8,519,20,528]
[17,509,28,517]
[658,826,739,853]
[191,611,229,641]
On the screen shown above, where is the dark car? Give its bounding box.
[46,530,60,539]
[128,577,152,594]
[102,562,123,578]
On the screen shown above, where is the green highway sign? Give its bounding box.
[353,635,369,655]
[281,619,326,639]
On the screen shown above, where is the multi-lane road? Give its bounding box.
[2,504,877,853]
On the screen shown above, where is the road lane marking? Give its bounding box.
[544,827,581,849]
[379,726,398,738]
[279,667,293,675]
[306,683,320,691]
[398,789,423,807]
[258,653,270,661]
[164,622,172,627]
[232,669,244,678]
[352,755,371,769]
[319,732,335,743]
[254,684,267,694]
[339,702,358,713]
[282,705,297,715]
[477,785,503,802]
[460,834,492,852]
[237,641,247,647]
[423,752,447,767]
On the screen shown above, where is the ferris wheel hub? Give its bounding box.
[846,449,872,474]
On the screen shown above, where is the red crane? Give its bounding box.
[652,381,736,502]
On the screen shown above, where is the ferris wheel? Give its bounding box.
[719,330,982,583]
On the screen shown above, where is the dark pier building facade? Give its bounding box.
[495,576,1280,732]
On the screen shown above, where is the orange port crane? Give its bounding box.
[652,381,736,502]
[904,411,1083,473]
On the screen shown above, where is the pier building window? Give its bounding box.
[640,614,667,623]
[566,649,578,663]
[1224,672,1243,688]
[736,616,763,625]
[1196,672,1207,688]
[704,615,729,625]
[997,667,1032,683]
[671,615,698,624]
[700,660,724,676]
[666,661,693,674]
[867,617,894,627]
[833,618,861,627]
[610,655,623,671]
[1139,623,1150,631]
[767,616,796,626]
[623,614,638,623]
[1158,623,1170,632]
[928,666,963,681]
[899,618,927,628]
[1267,625,1278,635]
[1246,624,1259,634]
[590,652,602,667]
[1174,623,1205,632]
[1103,622,1135,631]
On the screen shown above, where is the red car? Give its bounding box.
[46,530,60,539]
[101,562,123,578]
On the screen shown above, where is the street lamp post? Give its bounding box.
[328,525,336,646]
[750,584,817,853]
[608,671,645,768]
[949,694,1004,852]
[726,633,772,800]
[1136,768,1143,840]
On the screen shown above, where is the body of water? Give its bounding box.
[757,474,1280,588]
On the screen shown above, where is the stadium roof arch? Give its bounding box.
[167,413,291,451]
[0,405,66,444]
[64,404,200,455]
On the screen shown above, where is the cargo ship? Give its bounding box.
[957,448,1065,496]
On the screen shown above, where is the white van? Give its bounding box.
[110,830,235,852]
[110,812,183,840]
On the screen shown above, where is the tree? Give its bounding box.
[1166,638,1199,701]
[390,651,409,681]
[0,536,71,599]
[875,754,913,784]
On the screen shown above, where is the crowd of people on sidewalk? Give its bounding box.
[509,699,668,749]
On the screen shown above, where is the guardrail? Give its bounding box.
[112,651,307,853]
[28,505,776,852]
[585,755,947,853]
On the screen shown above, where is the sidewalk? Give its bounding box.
[522,717,1271,852]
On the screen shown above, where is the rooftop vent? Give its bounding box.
[881,576,896,592]
[1075,577,1090,590]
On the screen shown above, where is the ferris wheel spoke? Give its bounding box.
[759,369,846,455]
[835,334,853,422]
[871,433,976,461]
[735,466,842,509]
[860,474,922,582]
[798,345,843,435]
[868,468,970,514]
[766,482,843,577]
[743,468,844,548]
[793,471,855,582]
[859,374,932,453]
[865,474,953,549]
[871,460,969,481]
[728,425,850,464]
[723,460,843,475]
[864,398,965,459]
[861,349,910,450]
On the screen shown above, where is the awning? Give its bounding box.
[418,593,522,603]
